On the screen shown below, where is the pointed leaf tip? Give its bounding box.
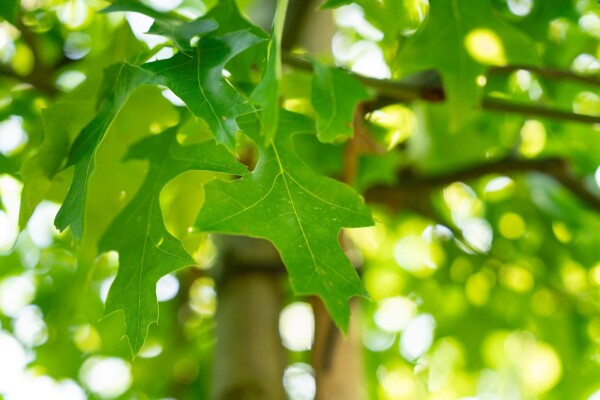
[100,126,245,355]
[197,110,373,330]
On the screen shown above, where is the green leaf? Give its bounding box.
[100,125,247,355]
[250,0,288,144]
[54,64,155,238]
[201,0,268,83]
[55,26,261,237]
[320,0,349,9]
[398,0,538,125]
[101,1,219,52]
[19,102,94,228]
[147,18,218,51]
[311,61,370,143]
[206,0,263,34]
[142,30,263,149]
[100,0,174,20]
[196,110,373,330]
[321,0,420,45]
[0,0,19,24]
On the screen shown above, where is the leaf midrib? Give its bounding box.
[195,47,229,140]
[272,145,322,275]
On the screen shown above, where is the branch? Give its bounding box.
[0,16,70,96]
[482,97,600,125]
[0,64,57,95]
[283,54,600,125]
[488,64,600,88]
[551,168,600,212]
[365,157,600,213]
[282,54,446,103]
[281,0,315,52]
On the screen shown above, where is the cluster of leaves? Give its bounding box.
[17,0,378,355]
[2,0,600,398]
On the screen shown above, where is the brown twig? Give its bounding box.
[0,16,76,95]
[482,97,600,125]
[343,102,386,184]
[0,64,57,94]
[282,53,446,103]
[283,54,600,125]
[365,157,600,213]
[281,0,316,52]
[488,64,600,88]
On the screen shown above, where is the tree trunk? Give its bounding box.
[211,237,286,400]
[312,298,365,400]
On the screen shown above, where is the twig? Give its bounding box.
[551,167,600,211]
[283,54,600,125]
[282,53,446,103]
[488,64,600,88]
[343,102,387,184]
[281,0,316,52]
[365,157,600,213]
[0,16,75,95]
[0,64,56,94]
[482,97,600,125]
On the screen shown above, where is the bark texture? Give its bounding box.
[211,237,286,400]
[312,298,365,400]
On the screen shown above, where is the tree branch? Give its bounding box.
[0,64,57,95]
[365,157,600,213]
[281,0,316,52]
[283,54,600,125]
[488,64,600,88]
[0,16,72,96]
[282,53,446,103]
[482,97,600,125]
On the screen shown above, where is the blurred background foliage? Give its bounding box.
[1,0,600,399]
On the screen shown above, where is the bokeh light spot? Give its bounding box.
[394,236,444,276]
[465,29,507,65]
[519,120,546,158]
[574,91,600,116]
[552,221,572,243]
[498,212,526,239]
[368,105,417,149]
[400,314,436,361]
[507,0,533,16]
[283,363,316,400]
[500,264,534,293]
[13,305,48,347]
[374,296,417,333]
[189,277,217,316]
[0,115,28,156]
[0,275,36,317]
[279,302,314,351]
[156,274,180,302]
[79,356,132,399]
[72,324,102,354]
[522,342,562,394]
